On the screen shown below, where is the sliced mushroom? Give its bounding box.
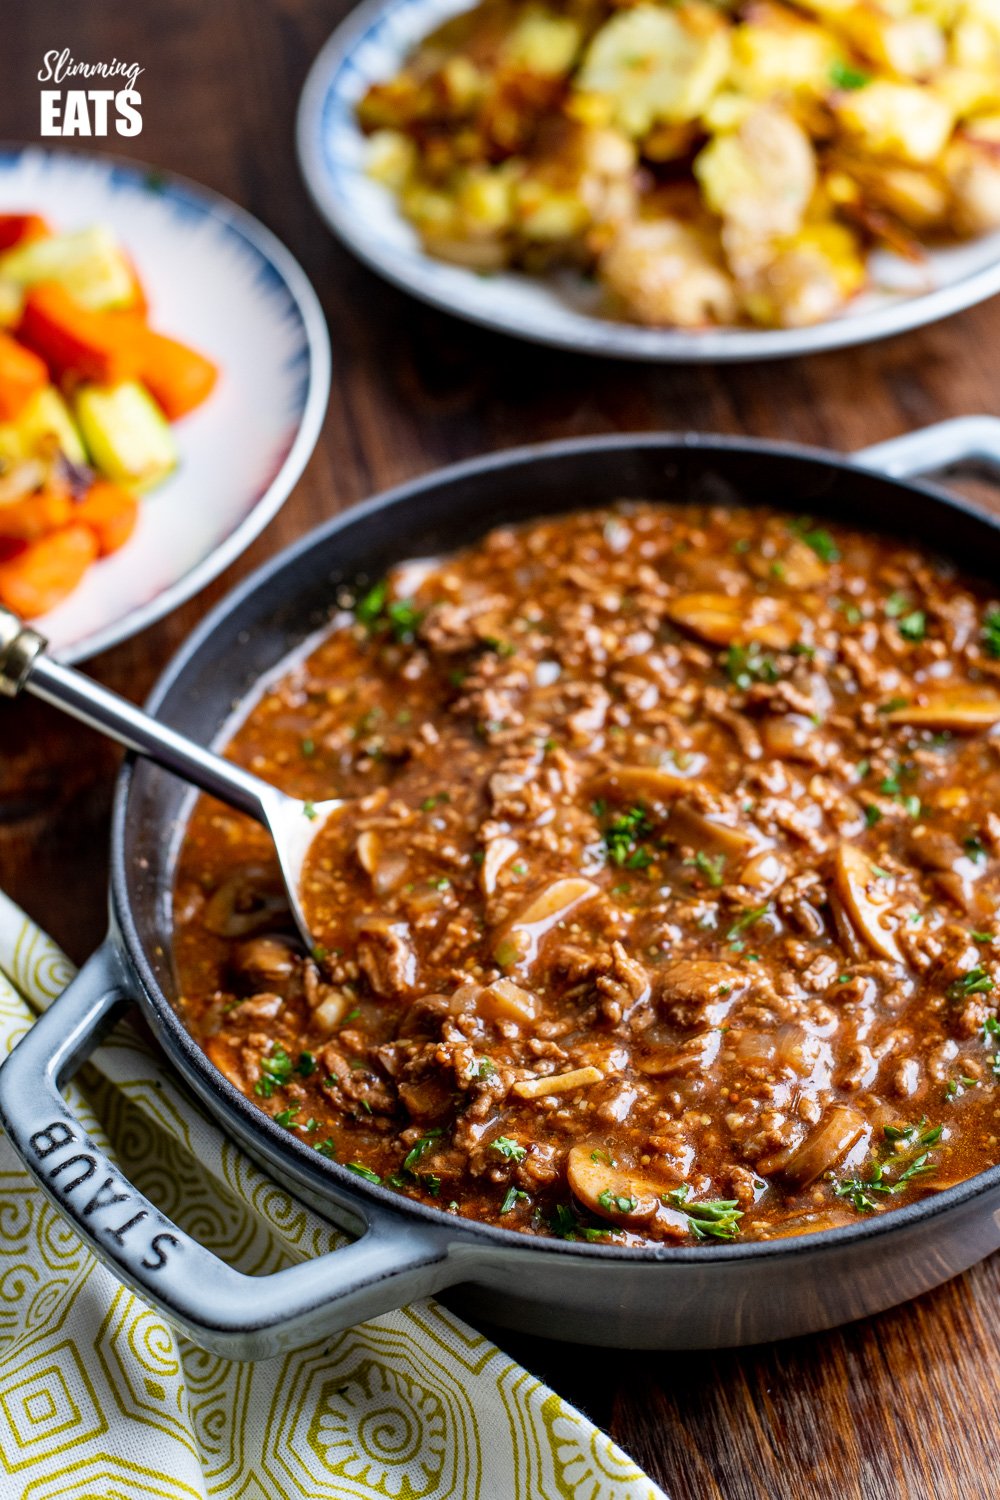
[356,830,380,875]
[739,848,788,893]
[665,592,798,649]
[885,685,1000,731]
[750,538,829,590]
[480,836,519,896]
[636,1028,722,1078]
[592,766,695,804]
[769,1104,869,1189]
[668,802,765,858]
[356,831,409,895]
[230,936,298,989]
[566,1144,659,1225]
[831,845,905,964]
[761,714,832,766]
[203,866,289,938]
[493,878,599,970]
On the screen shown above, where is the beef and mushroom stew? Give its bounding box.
[174,501,1000,1246]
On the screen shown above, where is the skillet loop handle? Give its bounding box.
[0,944,454,1358]
[0,605,47,699]
[853,416,1000,483]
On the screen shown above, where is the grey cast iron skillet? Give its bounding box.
[3,417,1000,1361]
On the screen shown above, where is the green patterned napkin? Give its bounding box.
[0,891,666,1500]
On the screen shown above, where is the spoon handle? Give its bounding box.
[0,608,273,824]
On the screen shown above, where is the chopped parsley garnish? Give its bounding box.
[346,1162,382,1184]
[885,592,908,619]
[864,804,882,828]
[897,610,926,643]
[947,966,994,1001]
[665,1184,743,1240]
[500,1186,529,1214]
[884,1118,941,1146]
[301,737,316,757]
[403,1128,442,1173]
[878,697,909,714]
[834,1150,936,1212]
[314,1138,337,1158]
[297,1051,316,1077]
[602,805,654,868]
[355,579,387,625]
[597,1188,638,1216]
[691,850,726,888]
[550,1203,578,1239]
[791,518,841,563]
[724,642,779,690]
[964,836,988,863]
[830,58,870,90]
[255,1045,293,1099]
[303,801,317,822]
[354,579,425,642]
[420,792,450,811]
[273,1106,300,1129]
[727,905,769,941]
[982,608,1000,658]
[491,1136,527,1162]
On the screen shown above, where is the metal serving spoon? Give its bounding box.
[0,607,341,948]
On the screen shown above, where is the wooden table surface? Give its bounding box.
[3,5,999,1495]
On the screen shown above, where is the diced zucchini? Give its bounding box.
[74,382,177,491]
[0,226,138,310]
[15,387,87,464]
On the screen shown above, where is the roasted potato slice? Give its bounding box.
[833,81,954,166]
[695,106,817,245]
[600,218,737,328]
[576,2,731,137]
[831,845,904,963]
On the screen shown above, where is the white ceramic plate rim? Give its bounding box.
[296,0,1000,363]
[0,144,332,663]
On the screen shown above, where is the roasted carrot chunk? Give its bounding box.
[0,331,49,420]
[17,283,139,385]
[133,329,218,419]
[75,480,139,555]
[0,523,98,617]
[0,214,50,252]
[0,489,73,543]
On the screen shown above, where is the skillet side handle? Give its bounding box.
[853,416,1000,483]
[0,944,455,1360]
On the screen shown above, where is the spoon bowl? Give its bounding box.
[0,605,339,950]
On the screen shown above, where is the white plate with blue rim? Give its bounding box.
[297,0,1000,365]
[0,146,331,662]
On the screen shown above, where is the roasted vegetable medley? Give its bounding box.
[0,214,218,618]
[177,500,1000,1246]
[357,0,1000,329]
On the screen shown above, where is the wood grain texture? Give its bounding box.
[3,5,1000,1495]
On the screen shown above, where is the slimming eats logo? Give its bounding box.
[38,49,143,137]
